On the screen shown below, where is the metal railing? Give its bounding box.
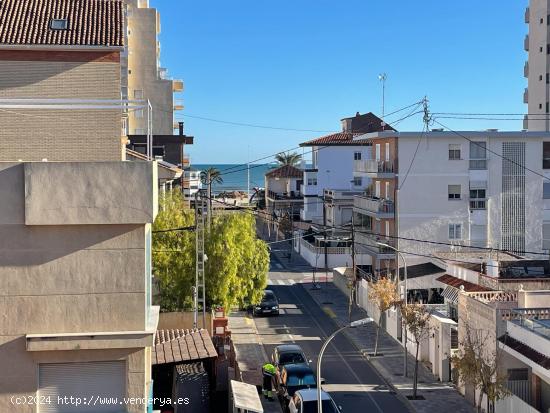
[355,159,395,174]
[267,190,303,200]
[510,308,550,339]
[301,239,351,255]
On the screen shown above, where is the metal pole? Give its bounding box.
[349,215,356,323]
[317,326,348,413]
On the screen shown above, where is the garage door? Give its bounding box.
[39,361,126,413]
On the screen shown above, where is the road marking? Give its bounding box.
[267,279,274,285]
[276,279,285,285]
[323,307,337,319]
[288,279,295,285]
[285,286,386,413]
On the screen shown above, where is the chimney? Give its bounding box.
[356,112,360,117]
[178,122,184,136]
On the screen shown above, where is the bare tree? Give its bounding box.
[368,277,400,356]
[451,318,509,412]
[400,304,432,399]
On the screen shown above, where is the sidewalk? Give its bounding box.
[228,311,282,413]
[303,282,474,413]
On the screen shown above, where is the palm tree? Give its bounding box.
[200,167,223,217]
[275,152,302,167]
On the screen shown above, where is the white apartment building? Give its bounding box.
[525,1,550,131]
[183,166,202,201]
[353,130,550,278]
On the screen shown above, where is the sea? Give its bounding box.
[192,163,275,194]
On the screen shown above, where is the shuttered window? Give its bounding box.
[543,223,550,249]
[39,361,125,413]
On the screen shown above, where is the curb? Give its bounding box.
[304,287,417,413]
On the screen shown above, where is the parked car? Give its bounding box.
[277,364,317,409]
[272,344,309,369]
[253,290,279,316]
[288,389,342,413]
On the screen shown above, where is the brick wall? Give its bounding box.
[0,54,123,161]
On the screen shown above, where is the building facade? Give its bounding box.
[525,0,550,131]
[124,0,183,135]
[353,130,550,277]
[0,1,159,411]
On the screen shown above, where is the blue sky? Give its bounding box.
[152,0,528,163]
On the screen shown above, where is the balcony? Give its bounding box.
[524,34,529,51]
[523,88,529,104]
[174,99,184,111]
[354,159,395,178]
[324,189,363,201]
[356,233,396,259]
[182,155,190,167]
[267,190,303,202]
[354,195,394,218]
[524,61,529,78]
[525,7,530,24]
[510,308,550,340]
[173,80,184,92]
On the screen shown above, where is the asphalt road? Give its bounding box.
[253,259,411,413]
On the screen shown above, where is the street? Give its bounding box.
[253,252,411,413]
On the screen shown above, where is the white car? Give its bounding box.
[288,389,342,413]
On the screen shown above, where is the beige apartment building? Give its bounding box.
[124,0,184,135]
[0,1,159,412]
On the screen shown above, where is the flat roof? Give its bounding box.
[353,130,550,140]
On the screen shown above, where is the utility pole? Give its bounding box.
[422,96,430,129]
[348,215,356,324]
[206,170,212,229]
[322,195,328,276]
[194,191,207,329]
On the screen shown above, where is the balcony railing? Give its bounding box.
[267,190,303,200]
[510,308,550,339]
[354,195,394,215]
[355,159,395,174]
[524,34,529,51]
[469,158,487,170]
[357,233,397,255]
[301,239,351,255]
[524,61,529,78]
[525,7,530,23]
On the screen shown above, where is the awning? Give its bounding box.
[442,285,459,304]
[231,380,264,413]
[152,329,217,365]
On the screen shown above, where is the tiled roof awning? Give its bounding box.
[499,334,550,369]
[436,274,492,292]
[265,165,302,178]
[152,329,217,366]
[0,0,124,47]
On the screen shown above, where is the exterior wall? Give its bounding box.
[127,0,175,135]
[526,1,550,131]
[393,132,548,265]
[519,289,550,307]
[316,145,371,193]
[0,162,157,412]
[0,52,123,161]
[294,237,371,269]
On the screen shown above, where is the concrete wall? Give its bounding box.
[158,312,213,335]
[316,145,371,193]
[0,161,157,412]
[0,55,124,161]
[295,238,372,269]
[519,289,550,308]
[332,268,353,297]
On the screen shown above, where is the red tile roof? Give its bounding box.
[499,334,550,369]
[265,165,303,178]
[436,274,492,292]
[300,132,364,147]
[152,329,217,365]
[0,0,124,47]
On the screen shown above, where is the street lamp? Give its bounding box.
[376,240,408,377]
[316,317,373,413]
[378,73,387,121]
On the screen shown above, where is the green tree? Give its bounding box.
[152,190,269,311]
[200,167,223,213]
[152,191,196,311]
[275,152,302,166]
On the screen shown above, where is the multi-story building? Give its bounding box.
[524,0,550,131]
[0,1,158,411]
[123,0,183,135]
[353,130,550,278]
[265,164,304,219]
[183,166,203,201]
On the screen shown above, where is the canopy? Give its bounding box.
[231,380,263,413]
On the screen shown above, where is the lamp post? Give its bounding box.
[378,73,387,120]
[376,241,408,377]
[316,317,373,413]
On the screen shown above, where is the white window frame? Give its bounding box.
[448,184,461,200]
[385,142,390,161]
[449,223,462,240]
[449,144,461,160]
[353,177,362,187]
[354,151,362,161]
[375,144,381,161]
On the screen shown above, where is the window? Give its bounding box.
[448,184,461,200]
[543,142,550,168]
[354,151,362,161]
[50,19,68,30]
[449,144,461,160]
[540,75,544,81]
[544,183,550,199]
[375,144,381,161]
[547,44,550,54]
[153,146,165,157]
[540,103,543,110]
[134,89,144,99]
[385,142,390,161]
[352,177,362,187]
[543,223,550,249]
[469,189,486,209]
[469,141,487,169]
[133,143,147,154]
[547,102,549,113]
[542,18,545,24]
[547,73,549,84]
[307,177,317,186]
[449,224,462,240]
